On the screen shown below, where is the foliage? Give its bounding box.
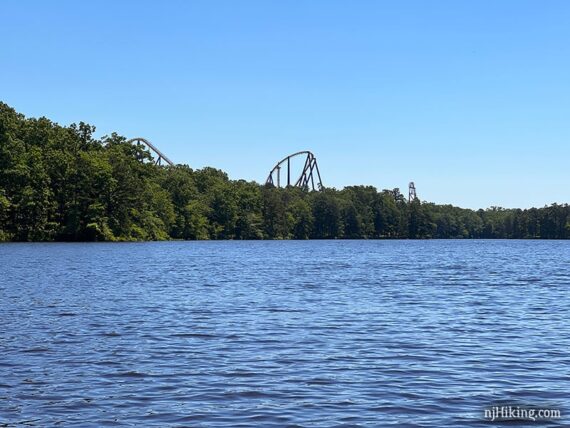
[0,102,568,241]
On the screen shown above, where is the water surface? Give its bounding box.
[1,241,569,426]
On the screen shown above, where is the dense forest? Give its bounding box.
[1,102,569,241]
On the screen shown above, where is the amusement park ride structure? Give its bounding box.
[128,137,417,198]
[265,151,323,191]
[409,182,418,202]
[126,137,175,167]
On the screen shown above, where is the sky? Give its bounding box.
[2,1,569,209]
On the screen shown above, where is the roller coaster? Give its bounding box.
[126,137,175,167]
[127,136,417,196]
[265,151,323,191]
[126,138,323,190]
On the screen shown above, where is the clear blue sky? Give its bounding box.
[2,1,569,209]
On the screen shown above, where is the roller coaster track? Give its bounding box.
[126,137,175,167]
[266,151,323,191]
[127,137,324,191]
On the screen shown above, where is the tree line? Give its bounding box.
[1,102,569,241]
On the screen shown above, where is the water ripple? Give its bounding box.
[0,240,569,426]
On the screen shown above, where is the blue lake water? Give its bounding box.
[0,240,569,427]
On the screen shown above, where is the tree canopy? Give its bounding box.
[0,102,568,241]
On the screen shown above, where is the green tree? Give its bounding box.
[311,191,342,239]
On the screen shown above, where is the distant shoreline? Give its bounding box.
[1,102,569,242]
[1,238,569,244]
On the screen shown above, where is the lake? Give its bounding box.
[0,240,568,427]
